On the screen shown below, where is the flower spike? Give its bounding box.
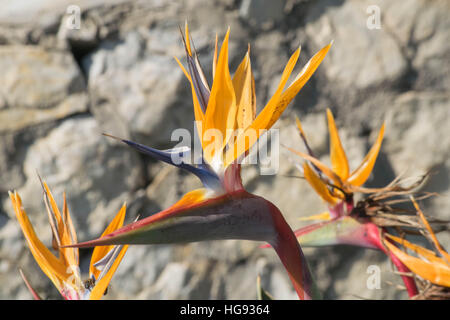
[10,180,129,300]
[224,42,332,167]
[68,25,332,300]
[383,198,450,289]
[288,110,386,207]
[284,109,421,297]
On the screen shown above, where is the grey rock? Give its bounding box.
[0,45,87,193]
[383,0,450,91]
[240,0,287,29]
[12,115,144,239]
[384,91,450,218]
[0,46,87,128]
[84,30,191,145]
[304,0,407,89]
[385,91,450,173]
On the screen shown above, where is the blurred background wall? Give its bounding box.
[0,0,448,299]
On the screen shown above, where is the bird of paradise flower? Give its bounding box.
[275,109,422,297]
[384,197,450,299]
[67,24,332,300]
[9,179,129,300]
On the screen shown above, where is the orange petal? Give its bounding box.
[303,163,339,205]
[327,109,349,180]
[411,197,450,264]
[384,240,450,287]
[223,47,301,167]
[170,188,208,211]
[246,46,301,130]
[90,203,127,280]
[9,191,68,292]
[286,147,344,188]
[385,234,446,266]
[233,46,256,130]
[42,183,78,269]
[62,192,78,266]
[268,42,332,129]
[89,244,129,300]
[347,123,385,187]
[204,28,237,164]
[298,211,332,222]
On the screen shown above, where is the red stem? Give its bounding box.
[370,228,419,298]
[268,202,318,300]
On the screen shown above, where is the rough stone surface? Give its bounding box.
[83,30,189,145]
[15,116,144,238]
[0,0,448,300]
[0,45,87,193]
[304,0,407,90]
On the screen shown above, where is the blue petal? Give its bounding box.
[119,137,222,191]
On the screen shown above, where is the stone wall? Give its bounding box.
[0,0,448,299]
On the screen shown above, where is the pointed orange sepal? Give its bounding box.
[233,46,256,130]
[411,197,450,264]
[89,203,127,280]
[326,109,349,180]
[384,239,450,287]
[303,163,339,205]
[203,28,237,165]
[347,123,385,187]
[9,191,69,292]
